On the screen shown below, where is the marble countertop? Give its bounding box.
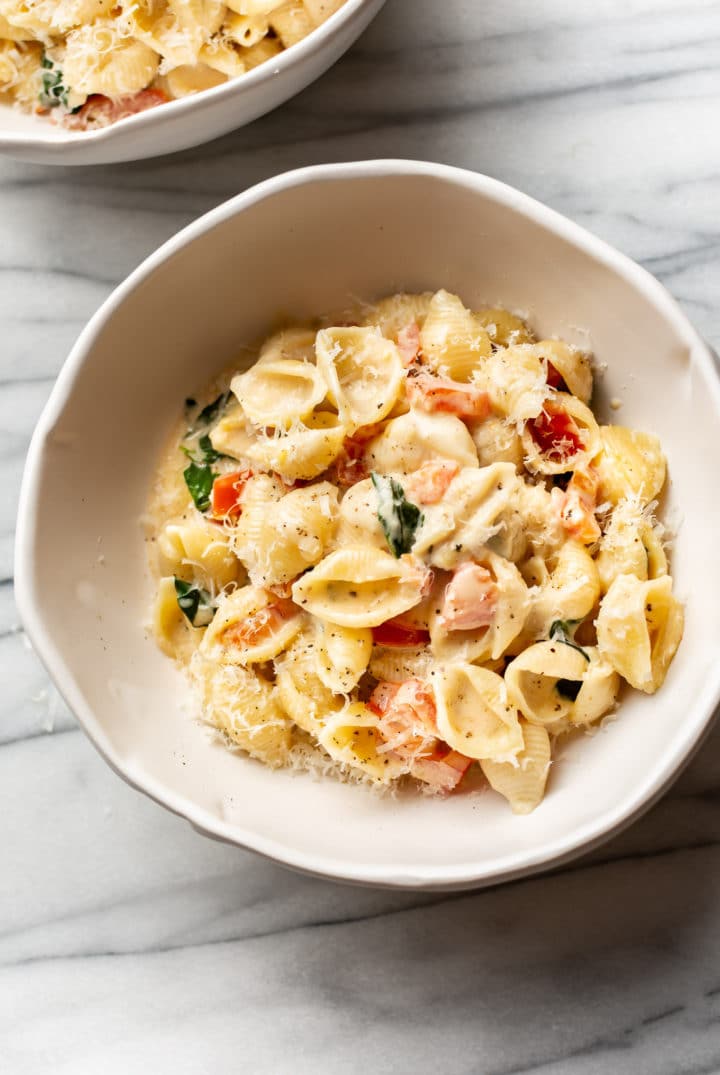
[3,1,720,1071]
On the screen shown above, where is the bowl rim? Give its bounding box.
[0,0,377,152]
[15,159,720,890]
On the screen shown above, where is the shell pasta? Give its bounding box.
[0,0,348,129]
[147,289,684,812]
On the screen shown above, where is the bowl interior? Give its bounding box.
[20,166,720,887]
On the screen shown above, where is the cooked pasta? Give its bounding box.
[147,289,683,813]
[0,0,349,128]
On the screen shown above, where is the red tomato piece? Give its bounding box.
[528,405,584,462]
[372,620,431,648]
[559,466,601,544]
[211,470,251,521]
[334,423,386,487]
[223,598,296,649]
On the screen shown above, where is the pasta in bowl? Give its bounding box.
[147,291,684,814]
[16,162,720,888]
[0,0,385,162]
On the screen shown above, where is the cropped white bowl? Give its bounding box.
[16,161,720,889]
[0,0,385,165]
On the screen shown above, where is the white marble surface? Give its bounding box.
[2,1,720,1071]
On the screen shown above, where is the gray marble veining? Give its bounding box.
[2,1,720,1071]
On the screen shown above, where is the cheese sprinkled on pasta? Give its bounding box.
[147,290,683,812]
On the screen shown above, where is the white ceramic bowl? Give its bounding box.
[0,0,385,165]
[16,161,720,889]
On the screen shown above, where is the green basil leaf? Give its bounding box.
[174,578,216,627]
[371,472,424,558]
[198,433,221,463]
[181,394,230,481]
[549,619,590,661]
[39,56,69,109]
[183,461,216,512]
[191,393,231,430]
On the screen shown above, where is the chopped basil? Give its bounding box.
[556,678,583,701]
[181,433,221,465]
[371,472,423,557]
[549,619,590,661]
[39,55,69,109]
[181,431,225,511]
[198,433,221,463]
[184,390,231,436]
[183,460,215,512]
[174,578,216,627]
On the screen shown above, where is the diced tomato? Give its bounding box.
[407,370,491,420]
[211,470,251,521]
[397,321,421,366]
[405,461,459,504]
[63,89,168,130]
[334,422,385,487]
[222,598,296,649]
[546,361,569,392]
[372,620,431,648]
[559,466,601,544]
[439,562,498,631]
[527,404,584,463]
